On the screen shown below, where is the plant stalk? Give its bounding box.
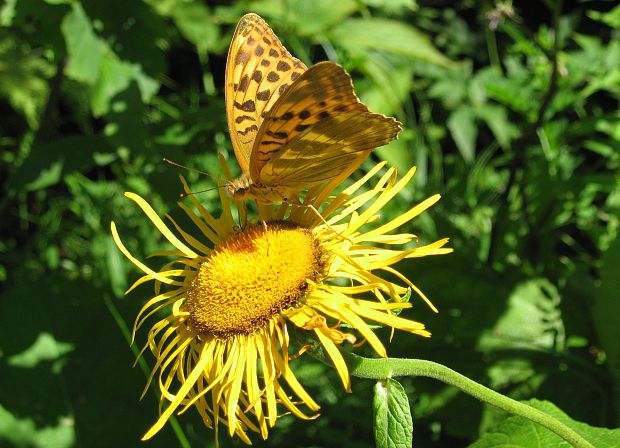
[343,353,594,448]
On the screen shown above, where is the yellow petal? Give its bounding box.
[124,192,198,258]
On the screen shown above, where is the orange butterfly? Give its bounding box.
[225,13,401,203]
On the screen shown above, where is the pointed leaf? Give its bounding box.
[448,106,477,163]
[374,378,413,448]
[61,3,104,83]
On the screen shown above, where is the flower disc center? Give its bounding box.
[187,222,322,338]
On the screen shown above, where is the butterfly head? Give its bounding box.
[226,174,252,199]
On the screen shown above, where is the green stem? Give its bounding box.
[485,26,502,73]
[343,353,594,448]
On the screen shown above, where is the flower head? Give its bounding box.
[111,159,452,444]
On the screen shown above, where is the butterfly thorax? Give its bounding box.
[227,174,294,204]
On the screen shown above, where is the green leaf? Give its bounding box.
[359,0,417,14]
[477,279,565,352]
[7,333,74,368]
[470,399,620,447]
[475,104,518,149]
[330,18,452,66]
[448,106,477,163]
[9,135,110,192]
[61,2,104,83]
[476,66,534,114]
[374,378,413,448]
[359,55,414,116]
[0,404,75,448]
[580,68,620,98]
[587,4,620,28]
[252,0,358,35]
[61,2,159,116]
[0,0,17,25]
[0,33,54,127]
[91,52,159,116]
[169,2,220,52]
[376,130,416,176]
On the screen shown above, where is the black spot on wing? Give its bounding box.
[256,90,270,101]
[266,131,288,139]
[235,51,249,65]
[235,115,256,124]
[277,61,291,71]
[238,125,258,136]
[238,74,249,92]
[235,100,256,112]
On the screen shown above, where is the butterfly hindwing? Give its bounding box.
[225,13,307,175]
[249,61,370,181]
[257,112,401,187]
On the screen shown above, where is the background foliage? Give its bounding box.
[1,0,619,447]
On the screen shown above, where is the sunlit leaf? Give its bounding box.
[168,2,220,52]
[252,0,358,35]
[477,279,565,352]
[330,18,452,66]
[61,2,158,116]
[61,3,104,83]
[0,33,54,127]
[587,4,620,28]
[470,400,620,447]
[374,379,413,448]
[91,53,159,116]
[0,405,75,448]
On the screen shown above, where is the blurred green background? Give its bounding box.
[1,0,619,447]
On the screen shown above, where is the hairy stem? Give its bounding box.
[344,353,594,448]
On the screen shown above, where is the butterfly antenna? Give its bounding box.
[162,158,229,198]
[162,157,213,178]
[179,185,227,199]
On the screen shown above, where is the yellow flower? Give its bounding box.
[111,160,452,445]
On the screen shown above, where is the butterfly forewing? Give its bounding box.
[258,112,401,187]
[249,61,371,181]
[225,13,307,175]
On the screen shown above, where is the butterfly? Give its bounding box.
[225,13,401,203]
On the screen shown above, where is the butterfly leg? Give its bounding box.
[262,219,270,256]
[303,203,353,244]
[288,343,312,360]
[281,194,352,242]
